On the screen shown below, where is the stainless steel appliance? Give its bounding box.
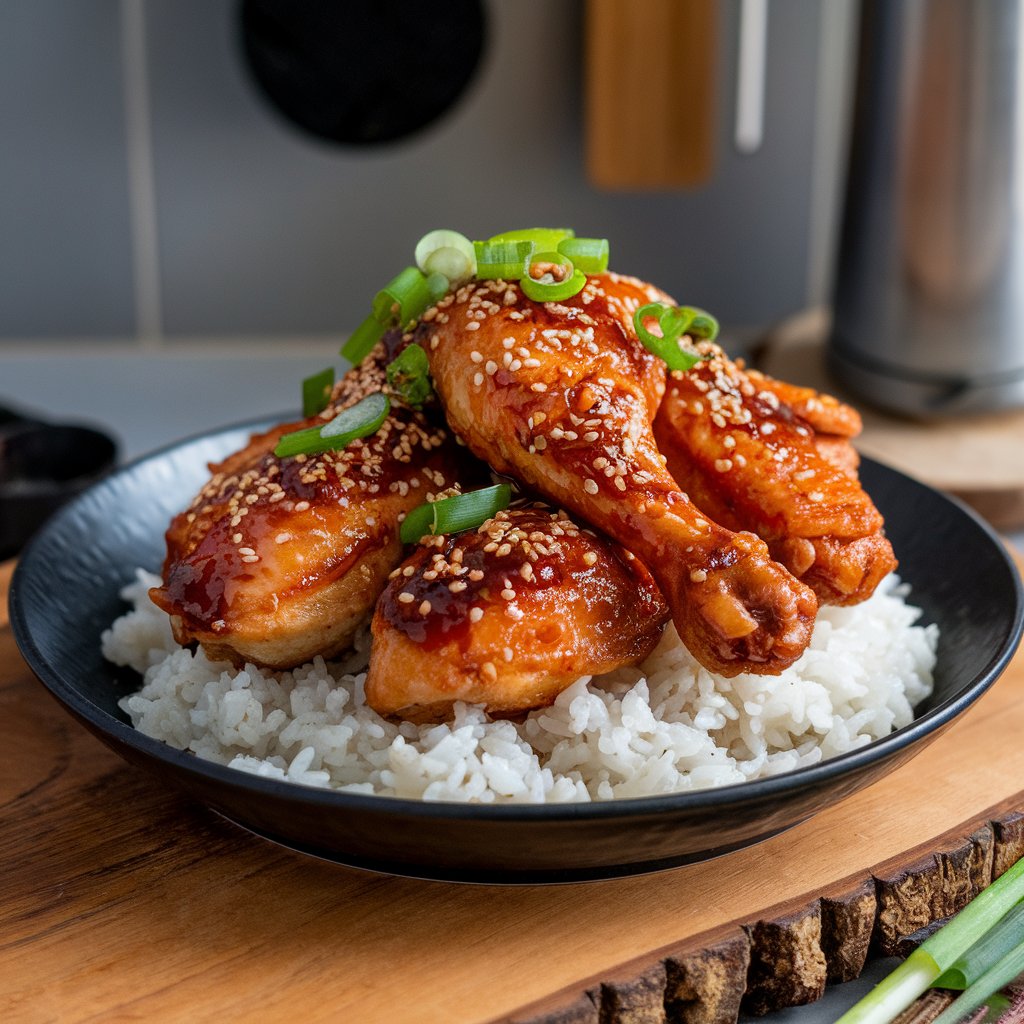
[831,0,1024,416]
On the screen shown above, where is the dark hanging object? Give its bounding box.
[239,0,487,146]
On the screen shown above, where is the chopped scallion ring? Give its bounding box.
[415,229,476,285]
[489,227,575,252]
[633,302,717,371]
[425,271,450,304]
[473,240,532,280]
[557,237,609,273]
[301,367,335,418]
[399,483,513,544]
[341,314,386,366]
[386,343,434,408]
[521,251,586,302]
[274,393,390,459]
[372,266,432,327]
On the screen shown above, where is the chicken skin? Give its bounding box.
[365,504,669,721]
[418,273,818,677]
[653,346,896,606]
[150,345,468,669]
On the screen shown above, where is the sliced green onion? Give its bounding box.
[521,251,587,302]
[415,229,476,284]
[557,236,609,273]
[342,314,386,366]
[372,266,432,327]
[836,858,1024,1024]
[633,302,714,372]
[386,343,434,408]
[274,392,390,459]
[425,270,450,304]
[301,367,335,418]
[399,483,512,544]
[489,227,575,252]
[474,240,532,280]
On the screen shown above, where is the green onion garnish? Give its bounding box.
[425,271,450,304]
[414,229,476,285]
[301,367,334,418]
[520,251,587,302]
[474,240,533,280]
[557,237,609,273]
[386,343,434,408]
[372,266,433,327]
[399,484,512,544]
[341,314,386,366]
[633,302,717,372]
[836,857,1024,1024]
[274,392,390,459]
[489,227,575,252]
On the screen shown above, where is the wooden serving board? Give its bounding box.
[1,557,1023,1024]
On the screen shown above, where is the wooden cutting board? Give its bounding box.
[1,557,1022,1024]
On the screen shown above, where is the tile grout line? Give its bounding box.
[120,0,163,349]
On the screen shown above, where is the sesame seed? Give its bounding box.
[470,350,483,363]
[274,533,292,544]
[418,599,432,615]
[466,321,480,331]
[531,382,548,393]
[469,569,484,581]
[449,580,468,593]
[723,435,736,449]
[582,551,598,566]
[583,431,599,442]
[534,435,547,451]
[584,479,599,494]
[469,607,484,623]
[294,501,310,512]
[809,491,825,502]
[241,554,259,563]
[398,592,415,604]
[614,477,626,491]
[503,337,515,349]
[473,372,484,387]
[501,588,516,601]
[690,569,708,583]
[485,360,498,375]
[714,459,733,472]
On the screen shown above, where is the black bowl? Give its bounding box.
[9,421,1024,883]
[0,421,118,560]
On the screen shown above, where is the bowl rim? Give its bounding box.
[10,416,1024,823]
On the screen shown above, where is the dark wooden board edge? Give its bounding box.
[496,799,1024,1024]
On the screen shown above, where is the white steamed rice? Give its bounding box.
[103,570,938,803]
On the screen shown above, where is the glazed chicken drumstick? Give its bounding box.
[653,347,896,606]
[150,344,468,669]
[365,504,669,721]
[418,273,818,677]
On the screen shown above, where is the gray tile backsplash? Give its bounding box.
[0,0,136,337]
[0,0,847,343]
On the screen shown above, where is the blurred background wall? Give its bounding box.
[0,0,856,346]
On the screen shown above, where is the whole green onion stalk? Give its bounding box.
[836,858,1024,1024]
